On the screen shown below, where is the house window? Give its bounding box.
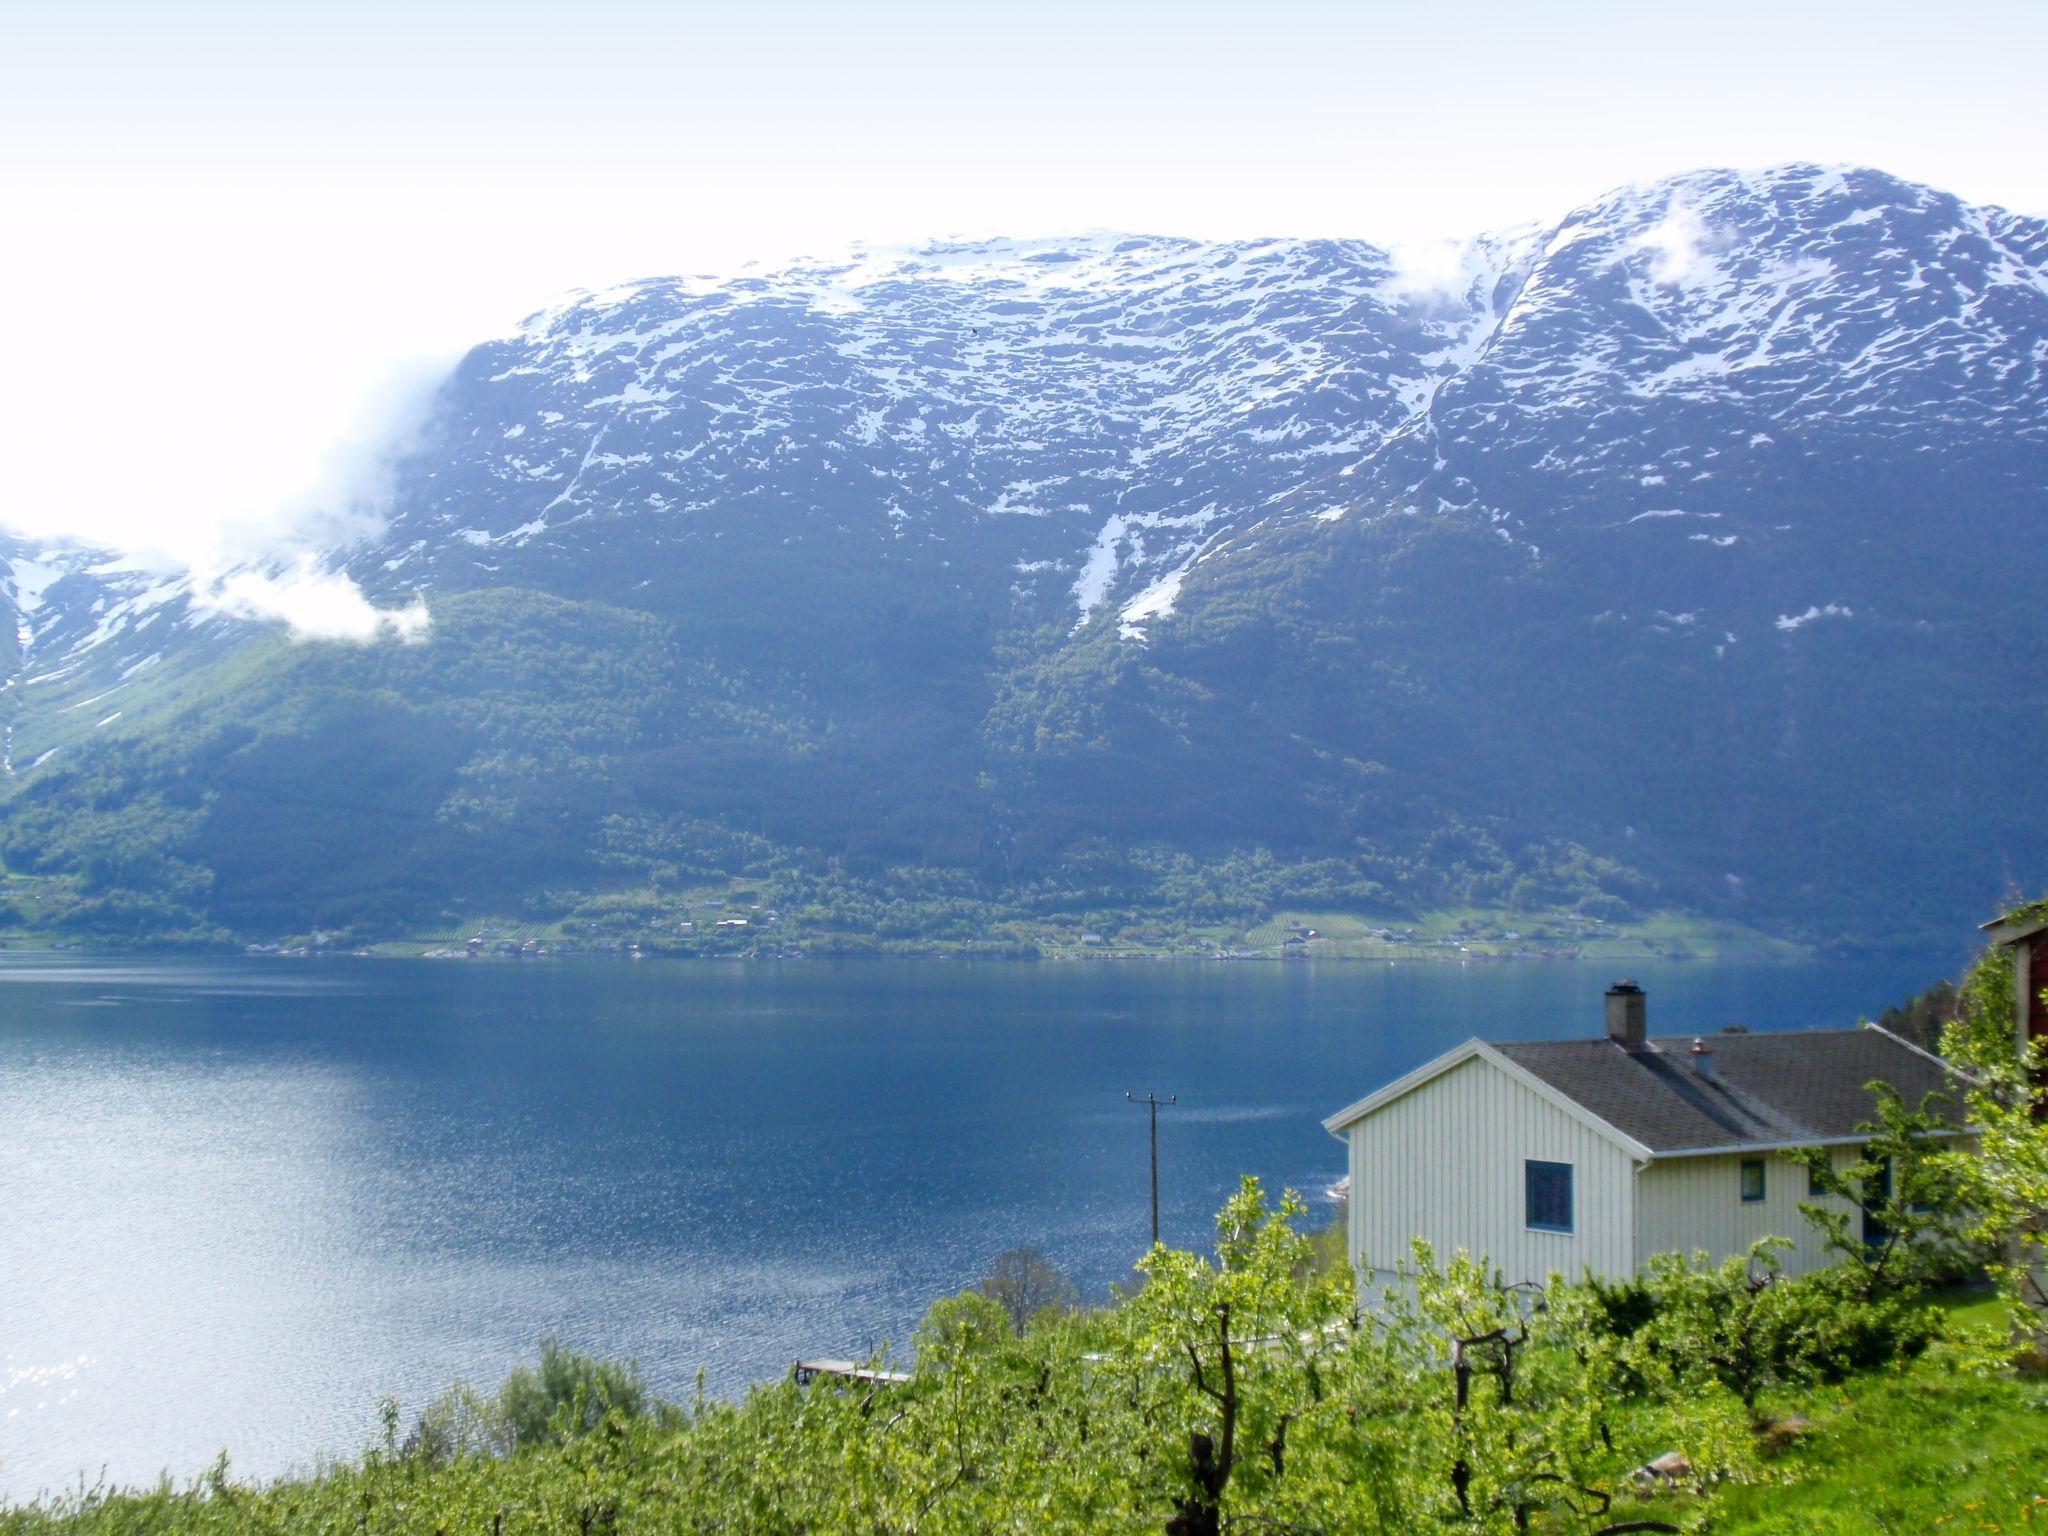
[1863,1156,1893,1247]
[1740,1159,1766,1203]
[1525,1160,1573,1233]
[1808,1159,1827,1198]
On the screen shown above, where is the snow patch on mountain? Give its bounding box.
[1775,602,1855,632]
[373,162,2047,658]
[1118,567,1187,641]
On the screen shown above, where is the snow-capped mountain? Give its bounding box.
[366,229,1473,635]
[363,163,2044,643]
[1338,164,2048,597]
[4,164,2043,944]
[0,535,188,766]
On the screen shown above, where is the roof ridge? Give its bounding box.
[1861,1020,1975,1083]
[1493,1026,1874,1049]
[1480,1025,1962,1153]
[1648,1026,1863,1039]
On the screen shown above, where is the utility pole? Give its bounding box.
[1124,1091,1177,1247]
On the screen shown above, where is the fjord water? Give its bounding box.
[0,951,1953,1500]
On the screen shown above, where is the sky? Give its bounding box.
[4,0,2046,565]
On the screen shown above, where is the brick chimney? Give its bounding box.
[1605,981,1646,1050]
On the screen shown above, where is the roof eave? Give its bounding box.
[1983,911,2048,945]
[1649,1125,1974,1160]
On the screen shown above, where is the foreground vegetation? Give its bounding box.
[1708,1349,2044,1534]
[4,1179,2038,1536]
[6,911,2038,1531]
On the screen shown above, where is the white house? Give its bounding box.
[1322,982,1963,1284]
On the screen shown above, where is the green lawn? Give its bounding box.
[1654,1293,2039,1534]
[1703,1363,2047,1534]
[1930,1288,2017,1333]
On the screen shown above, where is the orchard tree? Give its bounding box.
[975,1246,1079,1333]
[1118,1177,1361,1534]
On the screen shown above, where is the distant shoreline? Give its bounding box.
[1,900,1836,966]
[0,936,1844,966]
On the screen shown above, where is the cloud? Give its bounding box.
[1381,236,1478,300]
[201,558,430,644]
[1633,202,1713,285]
[125,358,450,645]
[179,353,457,572]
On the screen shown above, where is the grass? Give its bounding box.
[1929,1288,2016,1333]
[1659,1292,2039,1534]
[1702,1361,2047,1534]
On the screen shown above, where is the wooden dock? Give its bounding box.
[792,1358,913,1387]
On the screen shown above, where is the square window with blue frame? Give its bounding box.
[1741,1158,1766,1202]
[1525,1159,1573,1233]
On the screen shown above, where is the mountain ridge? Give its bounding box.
[4,163,2042,948]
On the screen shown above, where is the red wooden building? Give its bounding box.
[1982,903,2048,1081]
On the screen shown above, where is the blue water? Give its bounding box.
[0,950,1958,1500]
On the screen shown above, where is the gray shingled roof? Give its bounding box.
[1490,1029,1965,1154]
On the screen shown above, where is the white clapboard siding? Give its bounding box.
[1347,1055,1637,1284]
[1634,1146,1858,1277]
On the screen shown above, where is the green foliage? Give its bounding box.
[1112,1179,1366,1533]
[972,1247,1078,1335]
[1774,1267,1946,1383]
[0,1184,2024,1535]
[1633,1242,1802,1416]
[490,1337,656,1451]
[1376,1242,1754,1531]
[1873,977,1958,1052]
[1,526,1923,949]
[1602,1242,1947,1422]
[1582,1270,1660,1340]
[1788,1084,1981,1296]
[1938,932,2048,1357]
[1300,1195,1349,1280]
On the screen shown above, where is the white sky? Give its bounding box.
[5,0,2045,562]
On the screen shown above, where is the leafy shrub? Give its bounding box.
[1775,1268,1943,1381]
[913,1290,1015,1367]
[1582,1270,1659,1339]
[1636,1242,1947,1417]
[974,1246,1078,1333]
[491,1337,655,1449]
[1789,1083,1982,1297]
[401,1382,501,1465]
